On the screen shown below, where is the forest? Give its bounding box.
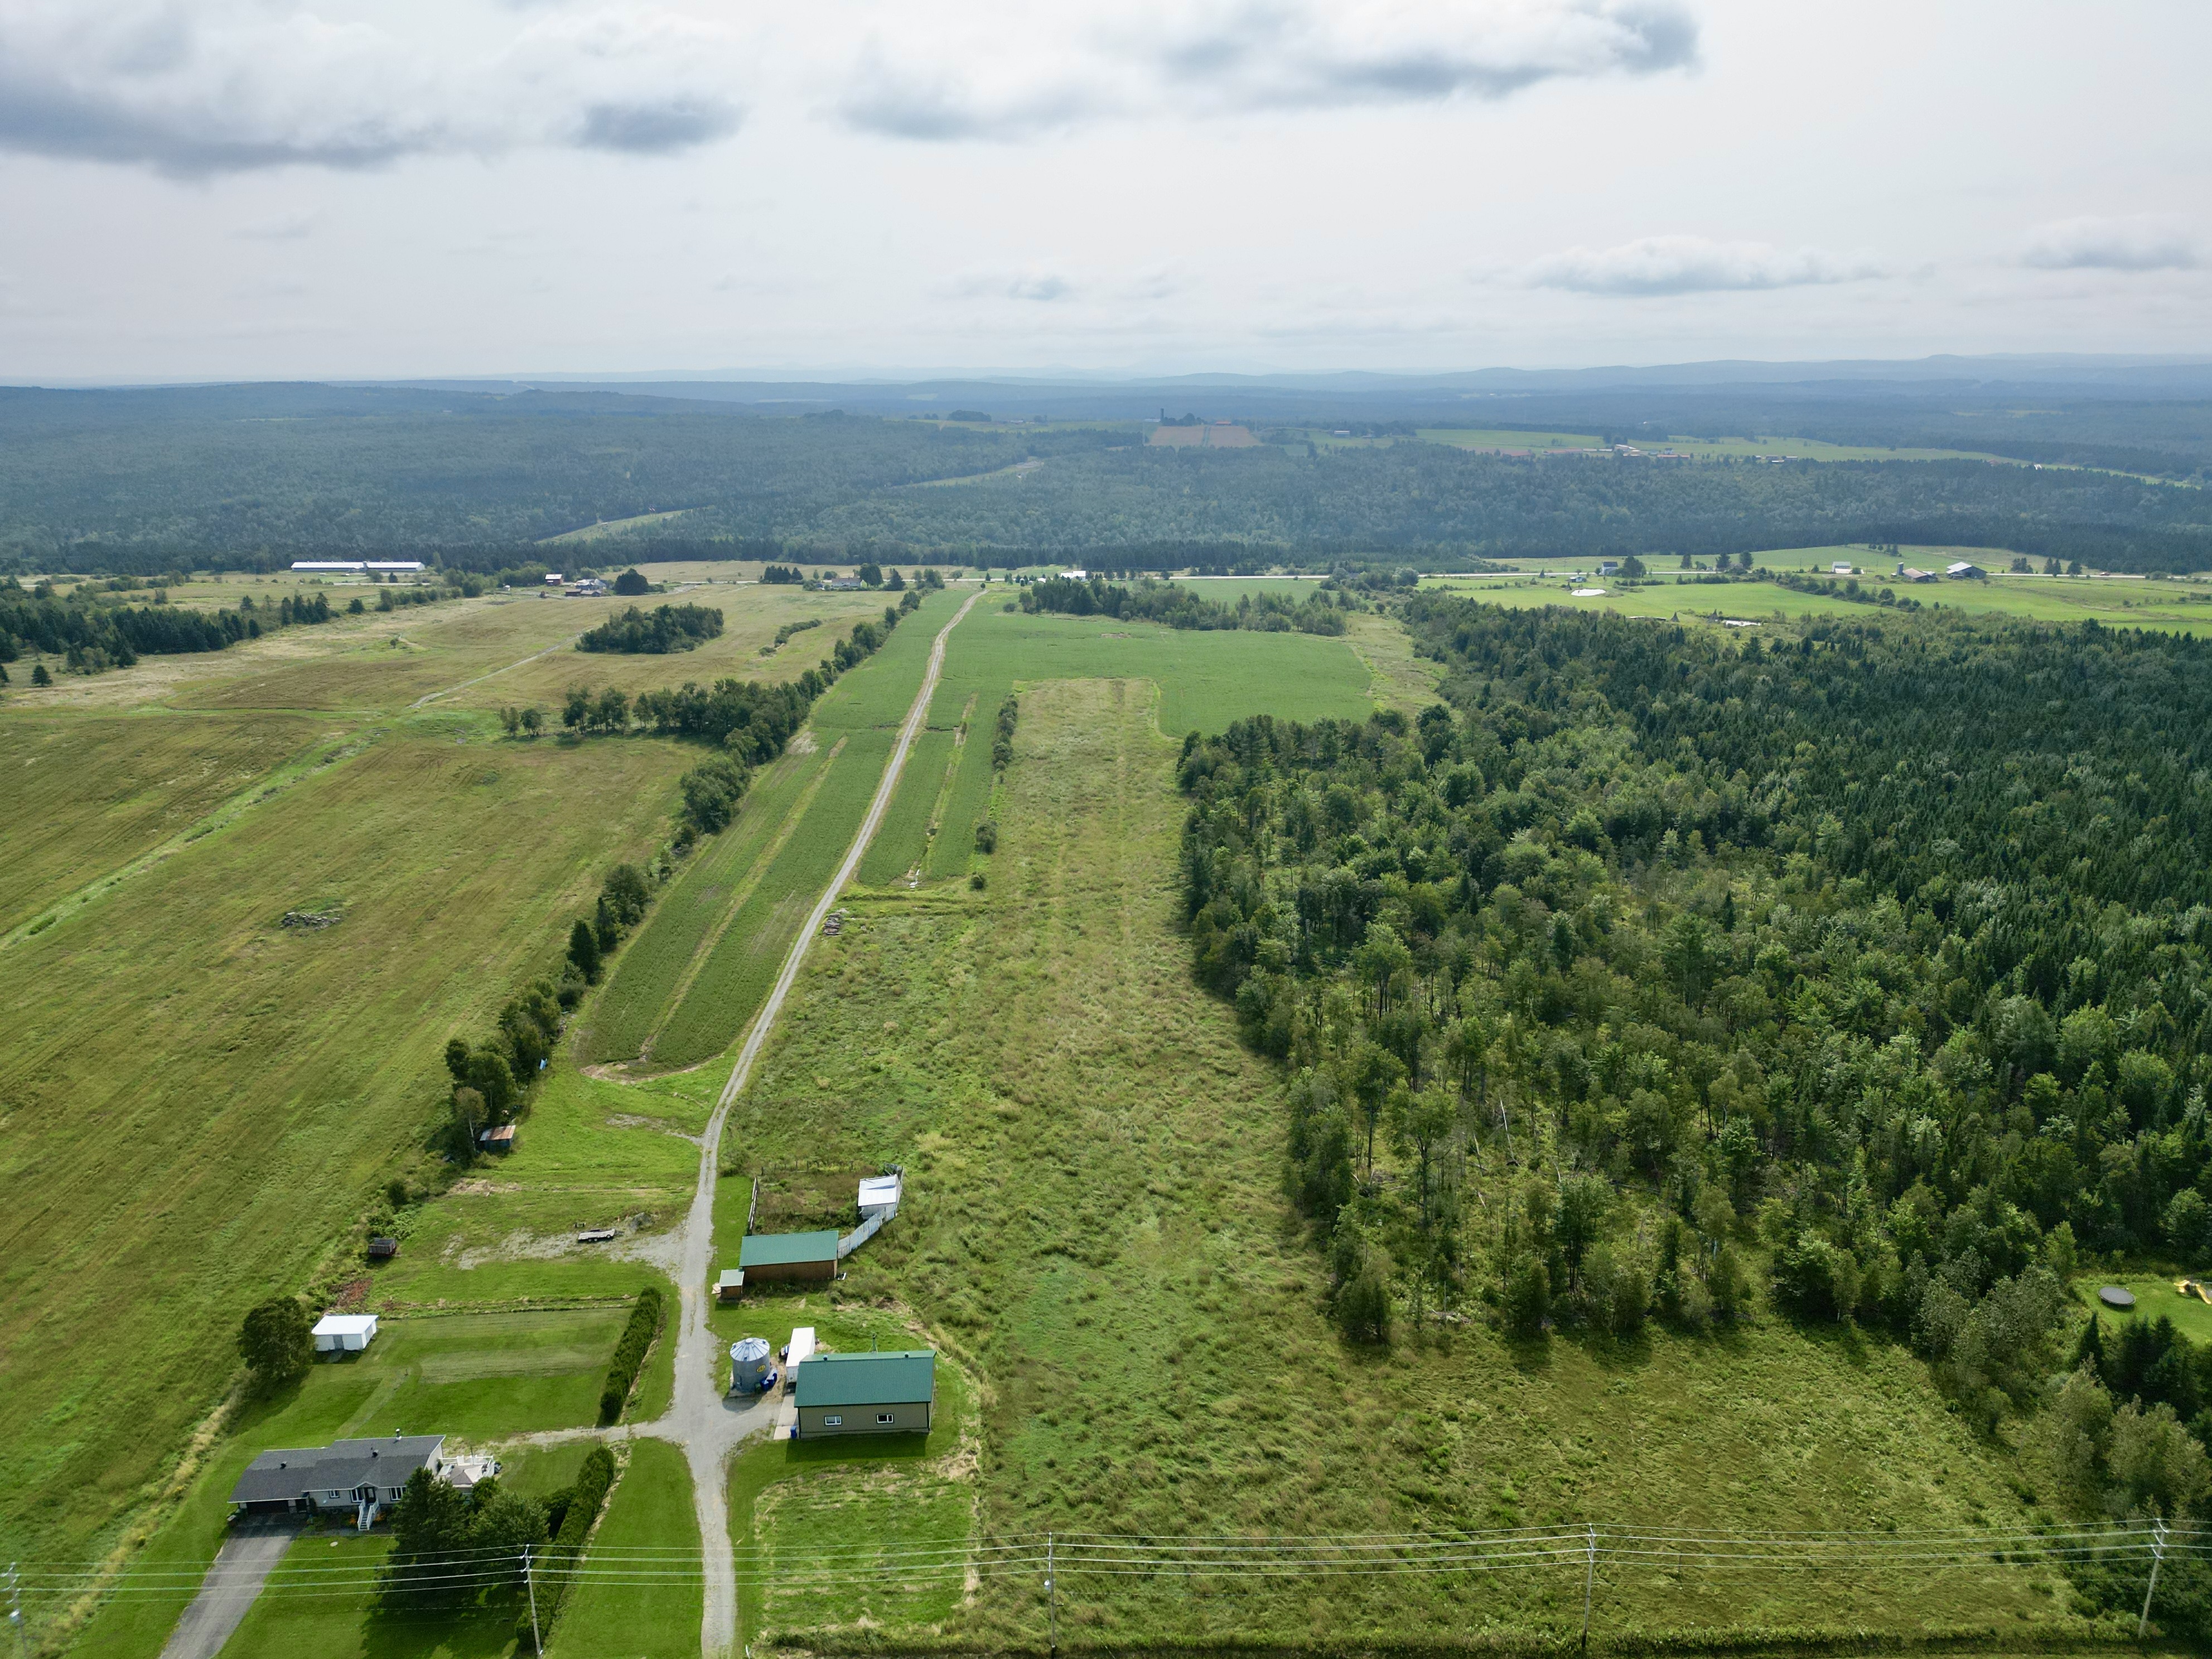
[0,579,338,671]
[3,384,2208,575]
[1177,599,2212,1599]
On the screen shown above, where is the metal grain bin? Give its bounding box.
[728,1336,772,1395]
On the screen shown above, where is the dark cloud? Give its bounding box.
[2022,216,2198,273]
[574,98,744,155]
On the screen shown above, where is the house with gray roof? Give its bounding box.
[228,1434,461,1527]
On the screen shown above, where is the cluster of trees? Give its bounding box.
[382,1467,548,1613]
[991,694,1018,771]
[1176,598,2212,1465]
[612,568,651,596]
[563,864,651,989]
[761,564,805,583]
[574,602,723,654]
[765,617,821,654]
[442,977,569,1159]
[1020,574,1350,635]
[0,580,339,672]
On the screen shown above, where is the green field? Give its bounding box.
[552,1439,700,1659]
[717,677,2075,1649]
[2073,1275,2212,1345]
[854,727,957,885]
[1423,559,2212,634]
[581,744,830,1065]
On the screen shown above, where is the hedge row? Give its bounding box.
[519,1444,617,1651]
[596,1286,664,1425]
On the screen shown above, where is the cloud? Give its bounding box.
[835,0,1696,142]
[1519,234,1886,295]
[0,2,745,175]
[2021,215,2198,273]
[944,268,1079,302]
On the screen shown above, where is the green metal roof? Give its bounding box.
[794,1350,936,1409]
[737,1230,838,1268]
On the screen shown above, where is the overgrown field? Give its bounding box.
[722,679,2073,1649]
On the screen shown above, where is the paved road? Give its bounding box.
[157,1516,302,1659]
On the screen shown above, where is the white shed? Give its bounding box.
[312,1314,379,1354]
[858,1174,902,1217]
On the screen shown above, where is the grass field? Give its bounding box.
[855,727,957,886]
[2073,1274,2212,1345]
[580,744,832,1066]
[717,677,2076,1649]
[552,1439,699,1659]
[1422,561,2212,634]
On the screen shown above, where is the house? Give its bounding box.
[715,1269,746,1303]
[1898,567,1937,583]
[566,578,609,597]
[1946,561,1986,579]
[823,576,866,591]
[478,1124,515,1154]
[544,572,564,585]
[793,1349,935,1439]
[1597,560,1620,577]
[228,1434,457,1525]
[312,1313,378,1355]
[1059,570,1088,581]
[737,1229,839,1284]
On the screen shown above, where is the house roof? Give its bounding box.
[229,1435,443,1504]
[738,1229,839,1267]
[794,1349,935,1409]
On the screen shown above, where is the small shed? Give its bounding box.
[366,1237,399,1261]
[312,1313,379,1354]
[794,1349,935,1439]
[737,1229,839,1284]
[858,1174,902,1218]
[479,1125,515,1154]
[716,1269,746,1303]
[728,1336,773,1395]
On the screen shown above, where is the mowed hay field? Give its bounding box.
[0,579,835,1626]
[725,679,2074,1650]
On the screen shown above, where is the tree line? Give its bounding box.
[1020,574,1350,635]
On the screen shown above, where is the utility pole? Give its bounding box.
[524,1545,543,1655]
[1580,1526,1597,1653]
[1046,1532,1057,1657]
[2139,1517,2169,1639]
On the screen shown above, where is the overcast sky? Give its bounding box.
[2,0,2208,382]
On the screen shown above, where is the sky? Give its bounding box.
[1,0,2208,382]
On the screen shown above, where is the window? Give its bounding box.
[822,1415,842,1427]
[877,1413,896,1425]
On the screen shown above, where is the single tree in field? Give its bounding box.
[500,707,521,735]
[32,662,53,686]
[562,686,591,729]
[445,1037,472,1085]
[466,1050,518,1121]
[613,568,650,596]
[451,1086,486,1160]
[858,562,883,588]
[592,687,629,731]
[520,706,544,735]
[568,918,603,982]
[238,1296,314,1393]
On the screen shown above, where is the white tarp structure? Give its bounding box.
[312,1313,378,1353]
[787,1326,817,1369]
[858,1175,902,1216]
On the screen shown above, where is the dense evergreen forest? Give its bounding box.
[2,387,2206,574]
[0,578,342,671]
[1178,600,2212,1573]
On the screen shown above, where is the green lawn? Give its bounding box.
[716,676,2076,1650]
[855,727,957,886]
[71,1305,627,1659]
[550,1439,699,1659]
[2073,1274,2212,1344]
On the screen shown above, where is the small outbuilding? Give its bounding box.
[312,1313,379,1355]
[794,1349,935,1438]
[737,1229,839,1284]
[858,1175,902,1218]
[366,1237,399,1261]
[716,1269,746,1303]
[785,1325,817,1378]
[1946,561,1986,579]
[479,1125,515,1154]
